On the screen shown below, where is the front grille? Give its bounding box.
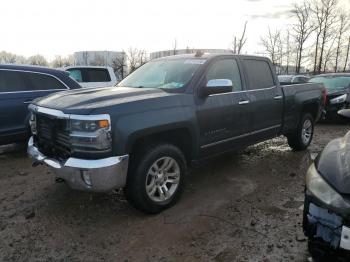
[35,114,71,159]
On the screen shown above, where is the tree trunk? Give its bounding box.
[344,36,350,72]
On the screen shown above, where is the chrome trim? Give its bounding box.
[238,100,250,105]
[201,124,281,149]
[27,137,129,192]
[274,95,283,100]
[0,68,70,93]
[206,79,232,88]
[29,105,111,129]
[208,86,277,97]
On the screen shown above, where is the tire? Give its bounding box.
[124,143,187,214]
[287,113,314,151]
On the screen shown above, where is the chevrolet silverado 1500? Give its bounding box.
[28,54,324,213]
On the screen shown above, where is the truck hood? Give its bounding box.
[35,86,178,113]
[316,131,350,194]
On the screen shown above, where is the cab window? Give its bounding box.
[206,59,242,91]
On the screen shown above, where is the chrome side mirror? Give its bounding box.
[201,79,233,97]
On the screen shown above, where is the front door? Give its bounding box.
[196,57,251,156]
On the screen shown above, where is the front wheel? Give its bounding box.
[287,113,314,151]
[124,144,187,214]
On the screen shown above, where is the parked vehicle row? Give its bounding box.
[27,53,324,213]
[309,73,350,120]
[0,65,81,145]
[63,66,118,88]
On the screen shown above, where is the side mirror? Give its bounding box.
[338,109,350,122]
[200,79,233,97]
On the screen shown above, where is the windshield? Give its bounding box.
[118,58,205,89]
[309,76,350,92]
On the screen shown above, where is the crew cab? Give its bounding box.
[0,64,81,145]
[28,54,324,213]
[63,66,118,88]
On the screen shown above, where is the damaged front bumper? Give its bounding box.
[303,191,350,252]
[27,137,129,192]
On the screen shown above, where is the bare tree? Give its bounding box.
[27,54,48,66]
[0,51,17,64]
[334,12,349,72]
[231,21,248,54]
[51,55,74,68]
[111,52,126,80]
[260,27,282,65]
[344,36,350,72]
[126,47,148,74]
[316,0,338,73]
[291,1,315,73]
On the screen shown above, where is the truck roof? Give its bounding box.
[154,53,269,61]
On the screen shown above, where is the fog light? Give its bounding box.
[81,171,92,187]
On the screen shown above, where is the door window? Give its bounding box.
[206,59,242,91]
[23,72,67,90]
[243,59,275,90]
[0,70,28,92]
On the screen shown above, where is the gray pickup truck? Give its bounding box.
[28,54,324,213]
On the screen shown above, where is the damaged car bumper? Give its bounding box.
[303,164,350,253]
[27,137,129,192]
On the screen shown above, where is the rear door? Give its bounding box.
[0,70,68,140]
[196,57,251,155]
[242,58,283,139]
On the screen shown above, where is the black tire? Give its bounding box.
[124,143,187,214]
[287,113,314,151]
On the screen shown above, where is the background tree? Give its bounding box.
[111,52,127,80]
[316,0,338,73]
[291,1,315,73]
[126,47,148,74]
[231,21,248,54]
[344,36,350,72]
[27,54,48,66]
[260,27,282,65]
[334,12,349,72]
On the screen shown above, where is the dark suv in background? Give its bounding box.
[0,64,81,145]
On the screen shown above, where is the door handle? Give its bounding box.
[274,95,283,100]
[23,100,33,104]
[238,100,250,105]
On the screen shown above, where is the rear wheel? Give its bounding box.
[124,143,186,214]
[287,113,314,151]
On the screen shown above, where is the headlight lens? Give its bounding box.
[330,94,347,104]
[70,119,110,132]
[69,116,112,153]
[306,163,350,212]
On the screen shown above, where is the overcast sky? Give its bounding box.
[1,0,349,60]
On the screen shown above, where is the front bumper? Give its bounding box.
[303,191,350,252]
[27,137,129,192]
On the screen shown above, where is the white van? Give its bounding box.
[63,66,117,88]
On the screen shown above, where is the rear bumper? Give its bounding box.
[27,137,129,192]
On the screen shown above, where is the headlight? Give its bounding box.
[70,119,109,132]
[306,163,350,212]
[69,115,112,153]
[330,94,347,104]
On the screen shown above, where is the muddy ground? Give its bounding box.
[0,124,349,262]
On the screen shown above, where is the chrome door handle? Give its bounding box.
[23,100,33,104]
[274,95,283,100]
[238,100,250,105]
